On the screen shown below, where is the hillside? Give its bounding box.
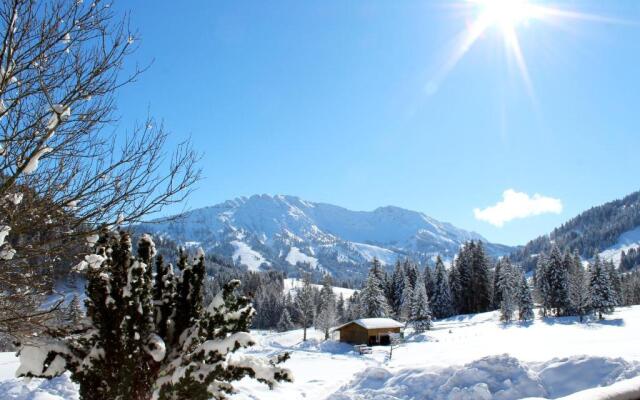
[3,306,640,399]
[135,194,513,280]
[511,190,640,271]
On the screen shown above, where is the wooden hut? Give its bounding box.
[334,318,404,345]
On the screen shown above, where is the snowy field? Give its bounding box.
[2,306,640,399]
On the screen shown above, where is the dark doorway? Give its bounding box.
[380,335,390,345]
[368,336,376,346]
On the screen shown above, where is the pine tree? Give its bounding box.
[399,274,414,321]
[66,295,84,326]
[360,266,391,318]
[448,262,462,314]
[546,246,570,316]
[389,261,406,317]
[423,265,435,299]
[499,260,517,322]
[517,274,535,322]
[605,260,623,306]
[336,293,346,323]
[535,254,551,317]
[295,275,316,341]
[589,255,617,320]
[408,281,432,333]
[568,251,589,321]
[277,308,294,332]
[431,256,453,319]
[403,260,419,291]
[492,259,503,310]
[16,232,292,400]
[316,275,337,340]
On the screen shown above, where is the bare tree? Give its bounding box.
[0,0,200,342]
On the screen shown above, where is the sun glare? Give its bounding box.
[474,0,533,30]
[429,0,616,100]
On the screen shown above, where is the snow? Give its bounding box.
[285,246,319,269]
[4,306,640,399]
[0,226,10,246]
[336,318,404,330]
[350,242,398,265]
[231,240,271,271]
[283,278,355,300]
[22,147,52,175]
[600,226,640,266]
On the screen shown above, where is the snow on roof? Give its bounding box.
[336,318,404,331]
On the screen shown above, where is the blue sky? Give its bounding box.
[114,1,640,246]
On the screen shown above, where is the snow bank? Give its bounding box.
[329,355,640,400]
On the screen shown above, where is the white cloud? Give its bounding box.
[473,189,562,227]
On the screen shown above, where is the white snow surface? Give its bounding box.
[285,246,319,269]
[231,240,270,271]
[600,226,640,266]
[337,318,404,330]
[3,306,640,399]
[283,278,355,300]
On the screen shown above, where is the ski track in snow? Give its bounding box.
[2,306,640,399]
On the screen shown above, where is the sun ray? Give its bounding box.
[428,0,628,99]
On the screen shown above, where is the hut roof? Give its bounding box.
[335,318,404,331]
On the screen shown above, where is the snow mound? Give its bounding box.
[330,355,640,400]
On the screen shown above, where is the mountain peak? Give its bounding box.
[138,195,512,280]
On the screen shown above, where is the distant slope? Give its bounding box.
[511,190,640,270]
[135,194,512,280]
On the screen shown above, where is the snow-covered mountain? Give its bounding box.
[136,194,512,279]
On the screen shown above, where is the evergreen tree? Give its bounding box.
[448,262,462,314]
[277,308,294,332]
[346,291,361,321]
[17,232,291,400]
[316,275,337,340]
[336,293,346,323]
[568,251,589,321]
[399,274,414,321]
[499,260,517,322]
[360,267,391,318]
[605,260,623,305]
[471,242,492,313]
[589,255,616,320]
[66,295,84,326]
[408,281,432,332]
[546,246,570,316]
[295,275,316,341]
[403,260,419,291]
[431,256,453,319]
[389,261,406,316]
[492,259,503,309]
[423,265,435,299]
[535,254,552,317]
[517,274,535,322]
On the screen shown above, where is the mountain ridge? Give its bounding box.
[136,194,513,280]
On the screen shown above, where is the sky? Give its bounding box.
[112,0,640,246]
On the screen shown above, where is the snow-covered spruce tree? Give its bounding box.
[534,254,552,317]
[65,295,84,327]
[423,265,435,299]
[403,260,419,290]
[605,260,623,306]
[277,309,294,332]
[546,246,570,316]
[16,232,291,400]
[346,291,362,321]
[589,255,617,320]
[360,266,391,318]
[336,293,346,323]
[315,275,337,340]
[399,274,414,321]
[492,258,503,309]
[517,274,535,322]
[430,256,453,319]
[499,260,517,323]
[389,261,406,317]
[568,251,589,322]
[408,281,432,333]
[295,276,316,341]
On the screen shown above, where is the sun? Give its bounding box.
[429,0,614,99]
[473,0,536,31]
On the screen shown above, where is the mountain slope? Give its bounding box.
[136,194,512,280]
[511,190,640,271]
